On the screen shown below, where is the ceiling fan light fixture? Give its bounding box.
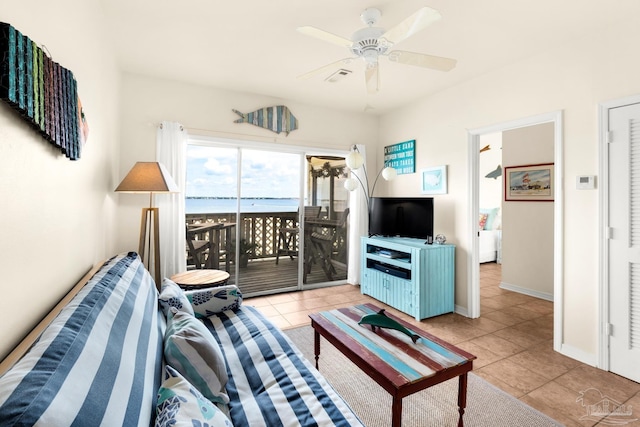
[360,8,381,26]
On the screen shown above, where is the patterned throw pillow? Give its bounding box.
[159,279,194,317]
[185,285,243,319]
[156,365,233,427]
[164,309,229,407]
[479,213,489,230]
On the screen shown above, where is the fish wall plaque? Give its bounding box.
[232,105,298,136]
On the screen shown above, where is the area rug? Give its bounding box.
[284,325,563,427]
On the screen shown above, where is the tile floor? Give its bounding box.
[244,262,640,426]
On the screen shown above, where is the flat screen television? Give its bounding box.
[369,197,434,241]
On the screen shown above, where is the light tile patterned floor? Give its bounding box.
[244,263,640,426]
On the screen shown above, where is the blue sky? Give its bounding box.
[186,145,301,198]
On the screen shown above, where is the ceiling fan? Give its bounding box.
[297,6,457,94]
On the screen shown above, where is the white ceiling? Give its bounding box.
[100,0,640,115]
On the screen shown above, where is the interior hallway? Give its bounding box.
[244,263,640,426]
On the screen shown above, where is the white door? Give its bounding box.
[608,102,640,382]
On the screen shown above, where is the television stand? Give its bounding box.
[360,236,455,320]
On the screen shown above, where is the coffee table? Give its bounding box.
[309,303,476,427]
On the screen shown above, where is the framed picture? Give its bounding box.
[421,165,447,194]
[384,140,416,175]
[504,163,554,201]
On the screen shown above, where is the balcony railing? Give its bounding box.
[186,211,347,264]
[186,211,299,261]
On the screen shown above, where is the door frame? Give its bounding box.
[467,111,564,352]
[597,94,640,369]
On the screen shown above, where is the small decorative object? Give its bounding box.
[232,105,298,136]
[435,234,446,244]
[485,165,502,179]
[358,309,420,343]
[0,22,86,160]
[504,163,554,201]
[384,140,415,175]
[421,165,448,194]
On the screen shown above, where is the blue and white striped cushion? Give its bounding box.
[0,252,166,426]
[204,306,365,427]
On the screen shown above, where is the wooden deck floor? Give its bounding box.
[224,256,347,296]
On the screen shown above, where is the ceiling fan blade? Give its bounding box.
[381,6,441,46]
[297,26,353,48]
[297,58,355,80]
[387,50,456,71]
[365,62,379,94]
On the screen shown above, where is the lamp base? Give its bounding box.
[139,207,161,289]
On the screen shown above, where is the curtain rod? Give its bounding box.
[156,123,350,152]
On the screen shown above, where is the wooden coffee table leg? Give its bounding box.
[314,329,320,370]
[457,373,468,427]
[392,395,402,427]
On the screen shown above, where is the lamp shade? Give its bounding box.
[381,166,397,181]
[115,162,179,193]
[343,177,358,191]
[345,150,364,170]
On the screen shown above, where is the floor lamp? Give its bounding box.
[115,162,179,285]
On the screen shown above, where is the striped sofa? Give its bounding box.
[0,253,363,426]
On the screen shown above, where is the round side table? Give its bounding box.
[170,269,230,291]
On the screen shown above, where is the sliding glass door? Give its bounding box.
[185,140,350,297]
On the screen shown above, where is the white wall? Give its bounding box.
[378,19,640,362]
[115,73,379,255]
[0,1,120,359]
[479,132,503,211]
[501,123,554,298]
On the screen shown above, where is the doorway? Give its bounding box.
[467,111,564,353]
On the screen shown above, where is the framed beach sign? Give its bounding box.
[421,165,447,194]
[504,163,554,201]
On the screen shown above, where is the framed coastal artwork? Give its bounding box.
[421,165,447,194]
[504,163,554,201]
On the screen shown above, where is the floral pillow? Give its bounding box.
[185,285,243,319]
[156,365,233,427]
[479,213,489,230]
[158,279,194,317]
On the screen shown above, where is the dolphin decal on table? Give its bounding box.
[358,309,420,343]
[232,105,298,136]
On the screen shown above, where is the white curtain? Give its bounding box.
[347,144,369,285]
[156,121,187,279]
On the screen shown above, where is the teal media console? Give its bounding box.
[360,236,455,320]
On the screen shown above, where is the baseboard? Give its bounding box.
[455,304,469,317]
[499,281,553,302]
[559,343,597,367]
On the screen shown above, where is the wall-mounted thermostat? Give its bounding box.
[576,175,596,190]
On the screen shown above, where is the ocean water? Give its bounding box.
[185,198,300,214]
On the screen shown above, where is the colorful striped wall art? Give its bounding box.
[0,22,87,160]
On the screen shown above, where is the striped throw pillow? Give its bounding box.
[164,308,229,407]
